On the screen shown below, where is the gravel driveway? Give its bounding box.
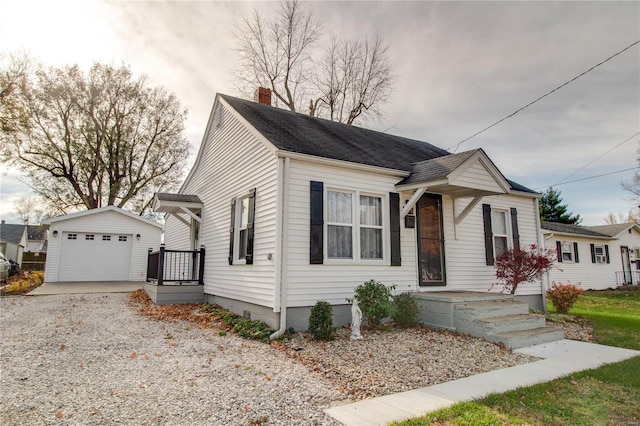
[0,294,342,425]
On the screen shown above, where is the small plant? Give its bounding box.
[1,271,44,295]
[350,279,396,329]
[547,281,584,314]
[308,301,336,340]
[493,244,556,295]
[392,293,420,327]
[206,306,275,341]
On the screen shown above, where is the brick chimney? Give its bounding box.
[254,87,272,106]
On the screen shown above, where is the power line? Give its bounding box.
[555,131,640,185]
[533,167,639,190]
[449,40,640,152]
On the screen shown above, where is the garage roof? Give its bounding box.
[42,205,164,229]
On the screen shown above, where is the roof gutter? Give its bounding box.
[270,156,290,340]
[276,150,409,177]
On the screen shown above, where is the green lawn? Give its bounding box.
[391,289,640,426]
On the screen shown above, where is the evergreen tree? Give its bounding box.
[539,187,582,224]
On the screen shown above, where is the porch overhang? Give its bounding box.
[153,193,203,226]
[395,149,511,232]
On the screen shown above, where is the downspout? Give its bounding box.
[534,197,549,312]
[270,156,290,339]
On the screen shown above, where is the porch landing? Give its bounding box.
[412,291,563,349]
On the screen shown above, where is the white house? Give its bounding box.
[154,90,546,334]
[541,221,640,289]
[43,206,163,283]
[0,222,27,267]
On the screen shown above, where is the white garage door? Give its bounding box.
[59,232,132,281]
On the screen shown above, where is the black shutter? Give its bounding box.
[556,241,563,262]
[510,208,520,249]
[390,192,401,266]
[228,198,236,265]
[605,245,610,263]
[590,243,596,263]
[245,188,256,265]
[482,204,494,265]
[574,242,579,263]
[310,181,324,264]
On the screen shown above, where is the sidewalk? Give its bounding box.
[28,281,144,295]
[325,339,640,425]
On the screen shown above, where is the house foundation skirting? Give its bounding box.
[144,282,204,305]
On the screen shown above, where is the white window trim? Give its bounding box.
[561,241,574,263]
[233,194,250,264]
[324,187,388,265]
[491,209,512,259]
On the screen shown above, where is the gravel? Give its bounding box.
[1,293,546,425]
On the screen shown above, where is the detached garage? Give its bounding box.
[43,206,163,283]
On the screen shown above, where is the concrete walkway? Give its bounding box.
[28,281,144,295]
[325,339,640,425]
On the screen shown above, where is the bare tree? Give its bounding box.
[604,211,639,224]
[12,196,44,224]
[312,35,395,124]
[1,61,189,215]
[235,0,321,112]
[0,51,33,134]
[234,1,395,125]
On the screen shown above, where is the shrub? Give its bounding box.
[1,271,45,295]
[308,301,336,340]
[351,279,396,329]
[494,244,556,295]
[547,281,584,314]
[392,292,420,327]
[206,305,275,341]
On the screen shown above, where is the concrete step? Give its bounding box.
[469,314,547,336]
[488,326,565,350]
[454,300,529,321]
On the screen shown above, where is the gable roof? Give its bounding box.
[42,205,163,229]
[219,94,537,195]
[541,221,612,239]
[0,224,27,246]
[586,222,640,238]
[27,225,47,240]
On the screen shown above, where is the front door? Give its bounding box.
[621,246,631,283]
[417,194,446,286]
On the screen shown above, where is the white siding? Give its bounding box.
[285,159,416,306]
[545,237,618,290]
[45,209,162,282]
[169,103,279,307]
[163,214,193,250]
[444,195,541,296]
[544,227,640,290]
[284,160,542,306]
[450,162,503,193]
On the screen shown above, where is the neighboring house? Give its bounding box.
[541,221,640,289]
[588,222,640,285]
[42,206,163,283]
[154,90,545,332]
[0,222,27,267]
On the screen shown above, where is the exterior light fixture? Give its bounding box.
[52,230,58,238]
[136,234,141,240]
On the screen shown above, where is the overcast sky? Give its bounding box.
[1,0,638,225]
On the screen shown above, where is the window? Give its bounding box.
[102,235,111,241]
[327,191,353,258]
[561,242,574,262]
[85,234,94,240]
[237,197,250,259]
[228,188,256,265]
[67,234,77,240]
[360,195,383,259]
[491,209,510,258]
[326,189,384,261]
[118,236,127,242]
[594,245,606,263]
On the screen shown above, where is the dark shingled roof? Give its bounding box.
[399,150,478,185]
[0,224,27,245]
[156,193,203,203]
[541,221,611,238]
[587,223,638,237]
[220,94,537,194]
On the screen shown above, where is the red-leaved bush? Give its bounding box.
[494,244,556,295]
[547,281,584,314]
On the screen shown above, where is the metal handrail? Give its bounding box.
[146,246,205,285]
